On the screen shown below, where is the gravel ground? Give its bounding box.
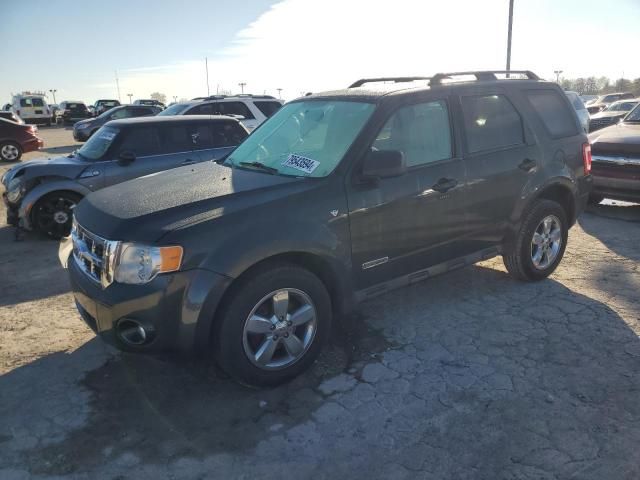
[1,127,639,479]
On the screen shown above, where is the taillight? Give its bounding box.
[582,143,592,175]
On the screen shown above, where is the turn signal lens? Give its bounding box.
[159,246,183,273]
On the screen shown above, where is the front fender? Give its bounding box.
[19,180,91,229]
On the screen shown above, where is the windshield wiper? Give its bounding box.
[238,161,279,174]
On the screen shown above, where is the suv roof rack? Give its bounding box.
[429,70,539,86]
[196,94,278,101]
[349,77,431,88]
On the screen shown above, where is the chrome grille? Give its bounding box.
[71,219,119,288]
[589,117,615,132]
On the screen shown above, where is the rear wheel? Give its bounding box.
[33,192,82,239]
[0,141,22,162]
[503,199,568,281]
[215,263,332,387]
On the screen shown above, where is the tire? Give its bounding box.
[0,141,22,162]
[214,263,332,387]
[503,199,568,282]
[46,120,51,127]
[32,191,82,239]
[588,194,604,205]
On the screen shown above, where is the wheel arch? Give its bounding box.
[20,181,89,230]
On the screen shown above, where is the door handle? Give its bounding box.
[432,177,458,193]
[518,158,537,172]
[182,159,196,165]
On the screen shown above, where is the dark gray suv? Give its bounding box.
[59,71,592,386]
[2,116,248,237]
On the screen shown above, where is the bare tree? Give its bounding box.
[150,92,167,104]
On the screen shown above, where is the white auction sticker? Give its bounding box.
[281,154,320,174]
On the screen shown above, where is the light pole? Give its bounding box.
[173,96,178,103]
[238,82,246,94]
[277,88,282,99]
[554,70,563,83]
[49,89,57,104]
[127,93,133,104]
[506,0,514,73]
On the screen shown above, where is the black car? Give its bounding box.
[73,105,161,141]
[588,103,640,203]
[59,70,592,386]
[93,99,121,116]
[56,101,92,125]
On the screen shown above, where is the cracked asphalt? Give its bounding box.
[1,128,640,479]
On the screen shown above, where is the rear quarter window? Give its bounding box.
[526,89,579,138]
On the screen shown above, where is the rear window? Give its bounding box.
[253,101,282,118]
[526,90,579,138]
[67,103,87,110]
[19,97,45,107]
[461,94,524,153]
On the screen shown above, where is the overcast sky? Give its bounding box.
[2,0,639,104]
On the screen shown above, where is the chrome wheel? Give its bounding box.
[1,144,19,161]
[531,215,562,270]
[242,288,317,370]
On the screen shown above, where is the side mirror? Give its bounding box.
[117,151,136,165]
[361,149,407,179]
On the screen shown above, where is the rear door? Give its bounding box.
[192,121,249,162]
[456,89,540,252]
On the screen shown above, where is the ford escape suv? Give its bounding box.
[59,70,592,386]
[2,116,247,238]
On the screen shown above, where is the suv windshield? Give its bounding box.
[624,104,640,123]
[226,100,375,177]
[77,126,119,160]
[158,103,189,116]
[606,101,638,112]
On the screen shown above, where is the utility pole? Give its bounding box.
[48,89,57,104]
[277,88,282,99]
[506,0,514,73]
[127,93,133,104]
[205,57,210,97]
[173,96,177,103]
[554,70,563,83]
[114,70,121,102]
[238,82,246,94]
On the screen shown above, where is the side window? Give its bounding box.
[253,101,282,117]
[160,124,193,153]
[215,101,255,119]
[526,89,578,138]
[372,100,452,167]
[118,127,161,157]
[461,94,524,153]
[186,103,214,115]
[110,108,131,120]
[191,123,216,149]
[131,107,153,116]
[212,122,249,147]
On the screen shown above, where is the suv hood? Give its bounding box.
[2,154,90,185]
[589,123,640,156]
[74,161,310,242]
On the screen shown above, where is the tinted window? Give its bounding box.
[67,103,87,110]
[192,122,248,148]
[186,103,215,115]
[118,127,161,157]
[214,101,255,119]
[110,108,132,120]
[526,90,578,138]
[253,101,282,117]
[161,124,193,153]
[372,100,452,167]
[462,94,524,153]
[131,107,154,116]
[158,103,189,116]
[19,97,45,107]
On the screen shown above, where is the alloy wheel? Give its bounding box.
[531,215,562,270]
[35,196,77,237]
[1,144,19,161]
[242,288,317,370]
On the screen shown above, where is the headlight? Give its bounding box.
[6,178,25,203]
[114,243,183,284]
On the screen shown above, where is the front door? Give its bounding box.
[346,99,467,290]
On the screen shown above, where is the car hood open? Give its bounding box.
[74,161,311,242]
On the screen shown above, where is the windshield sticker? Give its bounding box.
[282,154,319,174]
[99,132,116,141]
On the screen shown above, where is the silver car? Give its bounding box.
[1,116,248,238]
[565,91,589,133]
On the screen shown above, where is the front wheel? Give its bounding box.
[32,192,82,239]
[215,263,332,387]
[503,199,568,281]
[0,141,22,162]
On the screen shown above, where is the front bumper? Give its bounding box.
[591,157,640,202]
[61,239,232,352]
[22,136,43,154]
